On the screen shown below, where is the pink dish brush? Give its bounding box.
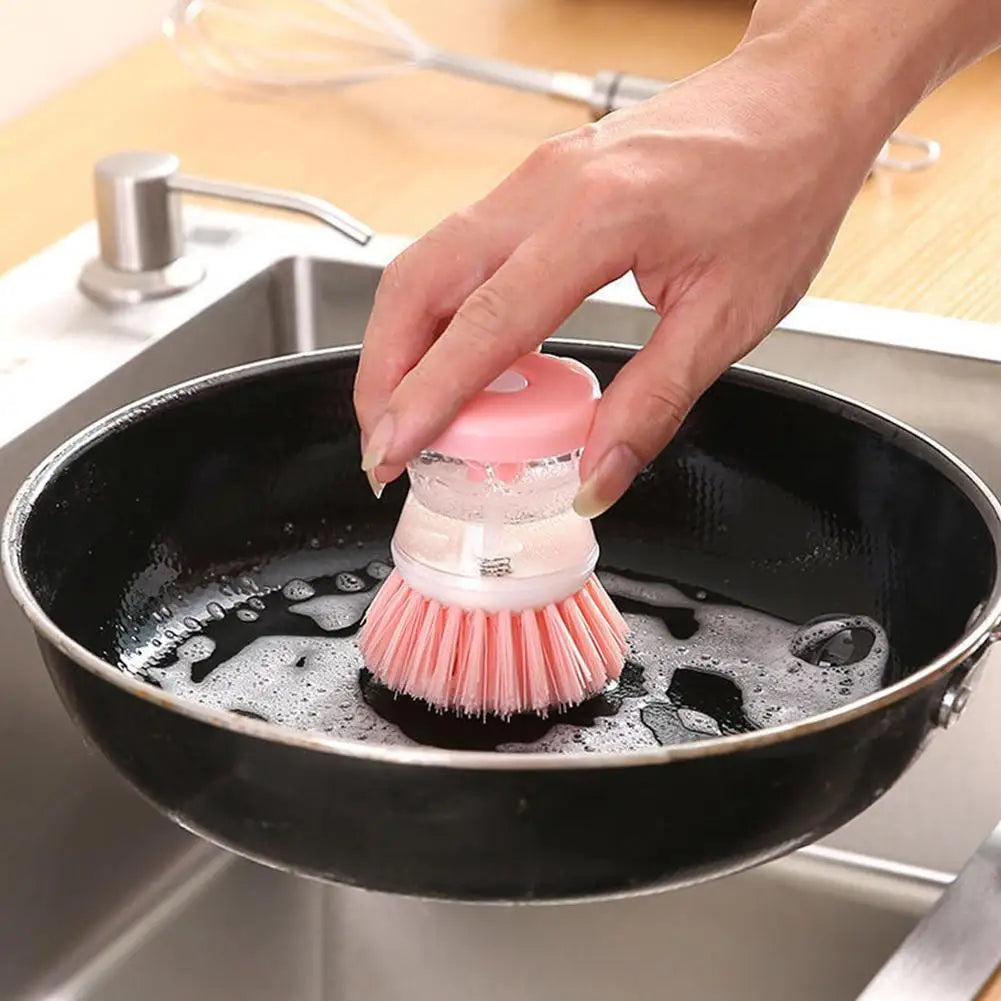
[358,352,629,717]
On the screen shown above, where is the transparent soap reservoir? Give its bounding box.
[394,447,597,586]
[388,354,603,611]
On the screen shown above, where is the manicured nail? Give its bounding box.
[361,413,394,472]
[366,468,385,500]
[573,444,643,519]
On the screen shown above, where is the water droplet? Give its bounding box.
[308,538,321,549]
[366,560,392,581]
[207,601,225,620]
[283,522,294,535]
[283,579,316,601]
[248,597,266,610]
[335,572,365,593]
[237,608,259,622]
[183,616,201,631]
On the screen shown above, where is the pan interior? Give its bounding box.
[17,345,997,755]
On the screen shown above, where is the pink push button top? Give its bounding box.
[427,353,600,463]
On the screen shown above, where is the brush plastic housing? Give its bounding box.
[391,355,602,613]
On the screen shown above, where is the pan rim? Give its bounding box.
[4,339,1001,771]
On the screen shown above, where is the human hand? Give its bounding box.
[354,30,895,516]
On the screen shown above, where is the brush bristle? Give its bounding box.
[358,572,629,717]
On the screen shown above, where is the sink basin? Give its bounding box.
[3,208,1001,999]
[35,841,944,1001]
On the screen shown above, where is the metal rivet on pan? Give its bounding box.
[937,683,973,728]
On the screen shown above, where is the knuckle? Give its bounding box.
[454,283,509,344]
[527,133,573,169]
[375,253,410,305]
[526,125,597,172]
[645,378,693,431]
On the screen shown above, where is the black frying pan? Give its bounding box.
[3,342,1000,902]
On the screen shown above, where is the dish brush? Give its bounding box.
[358,352,628,717]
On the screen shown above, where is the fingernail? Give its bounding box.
[366,468,385,500]
[573,444,643,519]
[361,413,394,472]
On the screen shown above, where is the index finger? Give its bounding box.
[369,226,628,473]
[353,213,511,439]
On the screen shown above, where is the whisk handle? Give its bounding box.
[426,49,594,102]
[426,52,669,112]
[588,70,670,117]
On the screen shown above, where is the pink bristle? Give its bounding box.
[428,604,462,706]
[400,597,439,698]
[560,594,606,679]
[577,582,628,676]
[358,570,629,717]
[512,612,529,711]
[380,588,426,690]
[519,610,553,713]
[491,611,515,715]
[360,572,406,663]
[586,577,630,648]
[542,604,590,706]
[444,613,467,710]
[457,610,488,713]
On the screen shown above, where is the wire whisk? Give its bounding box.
[164,0,941,173]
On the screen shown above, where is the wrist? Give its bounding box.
[734,4,936,156]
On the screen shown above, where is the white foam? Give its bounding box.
[603,572,887,729]
[150,633,407,743]
[289,593,371,632]
[137,561,889,754]
[175,635,216,662]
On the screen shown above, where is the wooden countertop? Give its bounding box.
[1,3,1000,994]
[986,968,1001,1001]
[1,0,1000,327]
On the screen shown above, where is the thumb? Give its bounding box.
[573,294,748,518]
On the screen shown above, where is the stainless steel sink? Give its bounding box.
[4,204,1001,1000]
[29,840,945,1001]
